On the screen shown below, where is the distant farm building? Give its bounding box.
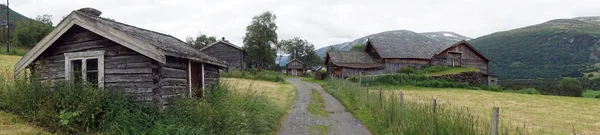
[325,38,494,85]
[200,38,246,71]
[13,8,227,107]
[286,58,304,76]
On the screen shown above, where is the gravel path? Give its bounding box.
[278,78,371,135]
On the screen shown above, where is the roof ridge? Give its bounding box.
[76,11,188,45]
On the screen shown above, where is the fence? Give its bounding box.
[327,78,583,135]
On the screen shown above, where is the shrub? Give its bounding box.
[0,77,284,134]
[399,67,416,74]
[595,94,600,98]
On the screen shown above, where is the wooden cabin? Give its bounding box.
[286,59,304,76]
[200,38,245,71]
[13,8,227,107]
[325,37,492,84]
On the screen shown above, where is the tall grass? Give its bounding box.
[324,79,522,135]
[0,77,284,134]
[351,73,504,92]
[222,70,284,82]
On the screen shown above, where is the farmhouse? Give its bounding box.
[286,58,304,76]
[200,38,246,71]
[13,8,227,106]
[325,37,490,79]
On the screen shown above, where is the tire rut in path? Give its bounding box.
[278,78,371,135]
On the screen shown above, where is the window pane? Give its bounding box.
[87,59,98,71]
[71,60,82,82]
[87,72,98,86]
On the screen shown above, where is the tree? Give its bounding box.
[11,14,53,48]
[280,37,323,68]
[349,43,367,52]
[558,77,583,97]
[243,11,278,70]
[185,32,216,50]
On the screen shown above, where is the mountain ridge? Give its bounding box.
[314,30,472,57]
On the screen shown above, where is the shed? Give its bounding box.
[13,8,227,107]
[286,58,304,76]
[200,38,245,71]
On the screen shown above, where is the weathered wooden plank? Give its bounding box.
[105,82,154,88]
[60,31,104,45]
[104,74,153,83]
[161,67,187,78]
[161,86,187,95]
[163,62,187,70]
[104,46,140,56]
[160,78,187,86]
[105,62,153,69]
[105,55,152,65]
[105,68,152,74]
[51,39,115,55]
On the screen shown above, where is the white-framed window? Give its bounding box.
[64,50,105,88]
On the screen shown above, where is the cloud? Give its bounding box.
[8,0,600,49]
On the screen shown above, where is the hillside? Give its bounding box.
[0,4,38,31]
[470,16,600,79]
[315,30,471,57]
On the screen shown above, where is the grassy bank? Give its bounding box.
[0,78,287,134]
[222,70,285,82]
[323,79,497,135]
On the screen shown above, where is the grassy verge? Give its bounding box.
[0,47,29,56]
[0,78,287,134]
[222,70,285,82]
[329,82,599,135]
[308,89,327,118]
[321,79,496,135]
[308,125,329,135]
[427,67,480,76]
[0,54,21,79]
[583,90,600,98]
[0,111,49,134]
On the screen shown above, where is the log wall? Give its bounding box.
[201,42,245,70]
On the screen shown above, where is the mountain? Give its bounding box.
[0,4,39,31]
[470,16,600,79]
[315,30,471,57]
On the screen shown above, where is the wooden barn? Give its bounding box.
[13,8,227,107]
[200,38,245,71]
[325,38,490,79]
[286,58,304,76]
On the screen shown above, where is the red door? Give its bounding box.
[190,62,203,98]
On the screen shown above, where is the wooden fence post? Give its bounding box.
[399,91,403,109]
[432,99,437,113]
[492,106,499,135]
[379,86,383,107]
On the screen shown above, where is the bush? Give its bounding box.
[399,67,416,74]
[222,70,283,82]
[0,78,284,134]
[506,88,540,95]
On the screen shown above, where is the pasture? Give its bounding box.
[392,86,600,134]
[0,54,20,79]
[222,78,296,111]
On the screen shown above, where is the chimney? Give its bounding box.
[77,8,102,17]
[222,37,225,41]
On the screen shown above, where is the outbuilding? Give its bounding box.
[13,8,227,107]
[200,38,246,71]
[285,58,304,76]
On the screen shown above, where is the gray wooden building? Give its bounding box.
[325,37,492,83]
[286,58,304,76]
[200,39,245,71]
[13,8,227,106]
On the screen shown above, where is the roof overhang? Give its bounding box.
[14,11,166,76]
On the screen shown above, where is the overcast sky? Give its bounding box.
[9,0,600,49]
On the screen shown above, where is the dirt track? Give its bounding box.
[278,78,371,135]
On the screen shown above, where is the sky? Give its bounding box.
[9,0,600,49]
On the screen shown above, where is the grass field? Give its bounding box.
[583,90,600,98]
[222,78,296,111]
[385,86,600,134]
[427,66,480,76]
[0,54,20,79]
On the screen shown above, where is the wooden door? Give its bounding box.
[190,62,203,98]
